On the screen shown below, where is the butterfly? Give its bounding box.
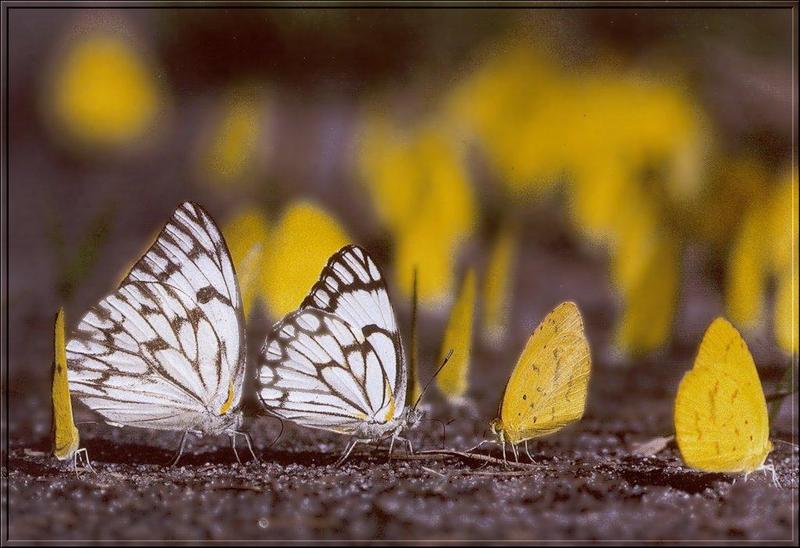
[674,317,774,477]
[257,244,424,465]
[52,307,93,474]
[66,201,255,465]
[489,301,591,462]
[436,268,476,402]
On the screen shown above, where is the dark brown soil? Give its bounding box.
[5,346,798,541]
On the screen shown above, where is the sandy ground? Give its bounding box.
[5,342,798,541]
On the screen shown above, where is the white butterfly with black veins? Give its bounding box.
[66,201,255,465]
[257,244,422,464]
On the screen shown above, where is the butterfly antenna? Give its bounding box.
[413,349,454,410]
[266,416,285,450]
[408,266,420,403]
[419,417,447,449]
[773,439,799,449]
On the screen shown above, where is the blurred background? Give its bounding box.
[6,7,796,441]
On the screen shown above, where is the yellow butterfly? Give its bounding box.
[489,301,591,461]
[482,225,518,347]
[436,269,476,402]
[674,317,773,475]
[51,307,93,473]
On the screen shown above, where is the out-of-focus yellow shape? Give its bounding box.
[223,207,269,318]
[674,317,772,473]
[774,268,797,355]
[52,32,160,147]
[406,269,423,406]
[769,170,798,354]
[614,233,681,355]
[357,115,476,310]
[691,157,765,248]
[609,187,660,298]
[490,301,591,450]
[569,157,636,245]
[482,225,518,346]
[52,307,79,461]
[262,201,351,319]
[725,201,768,331]
[767,172,796,274]
[447,46,569,196]
[202,88,267,188]
[436,269,476,401]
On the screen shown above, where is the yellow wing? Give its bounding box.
[482,225,518,347]
[436,269,476,401]
[674,317,772,473]
[52,307,79,460]
[499,301,591,445]
[261,201,351,319]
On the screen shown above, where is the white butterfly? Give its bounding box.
[257,244,423,465]
[66,201,254,465]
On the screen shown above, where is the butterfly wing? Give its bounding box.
[67,281,240,431]
[436,268,476,401]
[499,301,591,444]
[258,307,400,434]
[300,244,406,416]
[120,201,246,401]
[674,317,772,473]
[53,307,80,460]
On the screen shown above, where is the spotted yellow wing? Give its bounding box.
[674,317,772,473]
[498,301,591,445]
[52,307,79,461]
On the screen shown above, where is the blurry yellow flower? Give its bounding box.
[51,32,161,147]
[614,233,681,355]
[482,225,518,346]
[261,201,351,319]
[223,207,270,319]
[201,87,268,189]
[436,269,476,401]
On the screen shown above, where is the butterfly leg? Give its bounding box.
[230,433,243,464]
[524,440,535,464]
[169,431,190,467]
[511,443,519,463]
[334,438,360,467]
[76,447,96,474]
[387,435,396,462]
[72,453,80,477]
[237,430,259,463]
[763,463,780,488]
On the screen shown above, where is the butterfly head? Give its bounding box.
[402,406,424,429]
[489,418,506,443]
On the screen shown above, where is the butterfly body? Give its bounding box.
[66,202,253,462]
[258,245,418,461]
